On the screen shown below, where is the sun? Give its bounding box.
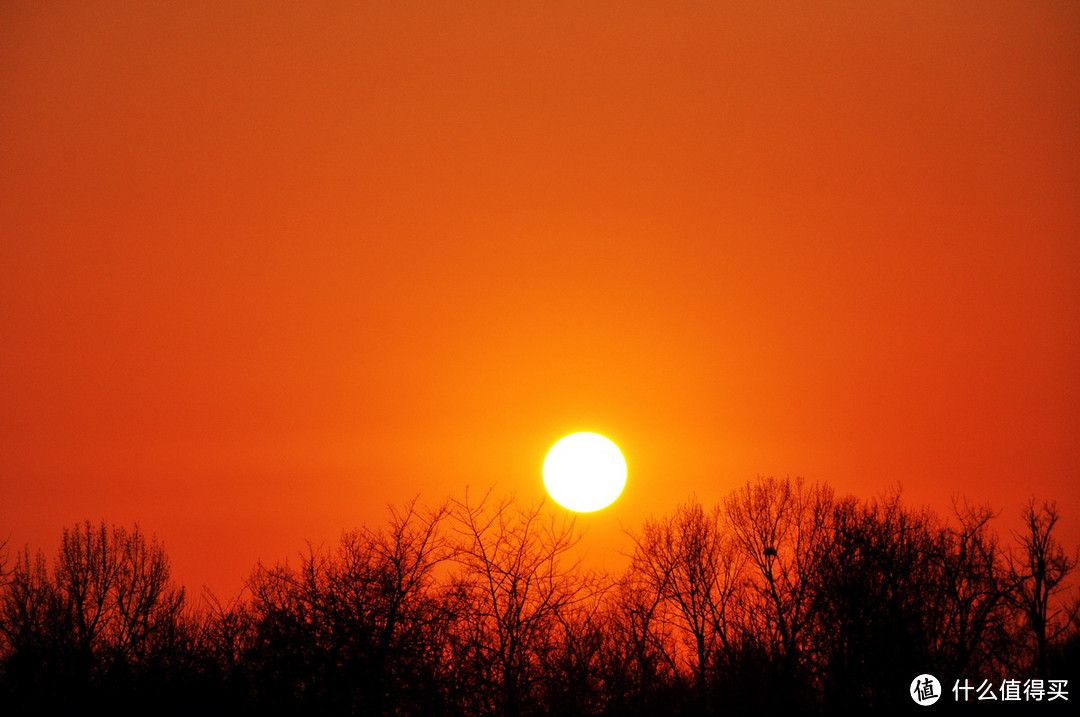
[543,432,627,512]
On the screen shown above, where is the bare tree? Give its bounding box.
[1009,499,1079,675]
[446,490,593,717]
[245,498,452,715]
[927,500,1014,680]
[0,546,66,702]
[111,524,186,668]
[624,498,743,713]
[331,497,452,714]
[187,586,254,705]
[810,491,944,710]
[245,550,328,708]
[0,522,186,710]
[48,522,184,683]
[8,488,1077,713]
[723,476,834,689]
[535,584,610,715]
[602,561,679,715]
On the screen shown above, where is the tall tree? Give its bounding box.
[723,476,834,692]
[245,498,451,715]
[0,522,186,710]
[625,498,742,713]
[932,500,1013,680]
[447,491,592,717]
[1010,499,1078,675]
[810,492,942,710]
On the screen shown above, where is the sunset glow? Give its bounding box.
[1,0,1076,620]
[1,3,1078,711]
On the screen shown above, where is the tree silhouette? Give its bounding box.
[624,499,742,714]
[244,498,451,715]
[722,476,834,708]
[0,535,9,588]
[0,546,62,708]
[810,492,942,710]
[3,484,1079,714]
[1009,499,1079,676]
[445,491,595,717]
[601,555,679,715]
[0,521,186,711]
[187,586,255,710]
[924,500,1015,684]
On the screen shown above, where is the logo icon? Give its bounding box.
[911,674,941,706]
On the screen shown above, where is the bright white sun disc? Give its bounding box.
[543,432,627,512]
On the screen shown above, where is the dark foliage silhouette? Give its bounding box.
[243,498,452,714]
[1,480,1077,714]
[0,522,189,713]
[444,490,602,716]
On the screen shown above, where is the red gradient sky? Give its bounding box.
[3,2,1078,597]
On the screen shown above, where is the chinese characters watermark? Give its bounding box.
[911,675,1068,706]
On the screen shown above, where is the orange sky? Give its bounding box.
[2,1,1078,598]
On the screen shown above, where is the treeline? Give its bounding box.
[1,477,1077,715]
